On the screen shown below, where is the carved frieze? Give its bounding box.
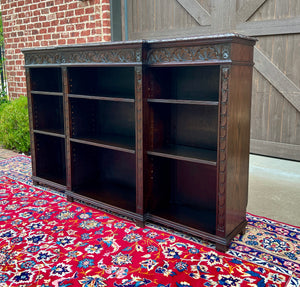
[147,44,231,64]
[24,48,141,65]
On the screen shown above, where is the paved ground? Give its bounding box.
[0,147,19,160]
[0,147,299,226]
[247,154,300,226]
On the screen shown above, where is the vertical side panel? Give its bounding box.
[25,67,36,179]
[62,67,71,191]
[216,65,230,237]
[135,65,144,217]
[225,64,253,235]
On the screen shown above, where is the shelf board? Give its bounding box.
[147,98,218,106]
[147,145,217,165]
[71,181,136,213]
[68,94,134,103]
[31,91,63,96]
[149,203,216,235]
[34,129,65,138]
[33,175,66,190]
[70,135,135,154]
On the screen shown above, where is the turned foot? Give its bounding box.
[66,195,74,202]
[215,243,229,253]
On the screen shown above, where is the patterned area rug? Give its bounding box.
[0,156,300,286]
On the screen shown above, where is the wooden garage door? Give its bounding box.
[120,0,300,161]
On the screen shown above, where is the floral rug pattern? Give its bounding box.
[0,156,300,286]
[0,176,295,286]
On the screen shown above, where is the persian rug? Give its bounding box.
[0,176,296,287]
[0,155,300,286]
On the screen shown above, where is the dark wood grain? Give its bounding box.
[23,34,255,252]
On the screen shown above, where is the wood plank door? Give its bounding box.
[119,0,300,161]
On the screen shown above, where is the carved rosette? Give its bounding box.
[25,48,140,65]
[147,44,230,64]
[135,66,143,214]
[217,66,230,235]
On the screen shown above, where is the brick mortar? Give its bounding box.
[1,0,111,99]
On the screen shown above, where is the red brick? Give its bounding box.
[66,10,74,17]
[49,6,58,13]
[59,4,67,11]
[81,30,90,37]
[57,26,65,32]
[75,8,84,16]
[38,2,45,8]
[43,34,51,40]
[67,38,76,45]
[85,7,94,14]
[68,2,77,9]
[80,15,89,22]
[58,39,66,45]
[77,38,87,44]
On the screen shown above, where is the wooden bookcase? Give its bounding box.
[23,34,256,251]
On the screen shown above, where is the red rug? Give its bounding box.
[0,176,296,286]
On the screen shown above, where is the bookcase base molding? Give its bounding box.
[23,34,256,252]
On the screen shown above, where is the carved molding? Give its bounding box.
[147,44,231,64]
[135,66,143,214]
[216,66,230,235]
[25,48,141,65]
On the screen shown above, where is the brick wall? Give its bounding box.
[1,0,111,99]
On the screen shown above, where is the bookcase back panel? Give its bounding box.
[150,157,216,210]
[149,66,220,102]
[30,68,62,92]
[151,104,218,150]
[150,157,217,233]
[35,134,66,184]
[70,98,135,141]
[68,67,135,98]
[72,143,136,191]
[71,143,136,212]
[33,94,64,133]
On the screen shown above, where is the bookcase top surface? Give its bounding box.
[22,33,256,67]
[22,33,256,54]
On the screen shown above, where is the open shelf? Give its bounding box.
[68,94,134,103]
[70,97,135,149]
[148,145,216,165]
[68,67,135,99]
[34,129,65,138]
[35,134,66,186]
[70,135,135,154]
[147,98,218,106]
[32,93,64,135]
[149,157,217,234]
[30,67,62,93]
[149,103,218,156]
[149,204,216,235]
[71,143,136,213]
[148,66,220,102]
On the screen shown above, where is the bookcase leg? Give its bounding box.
[215,243,229,253]
[135,219,145,228]
[33,180,39,186]
[66,195,74,203]
[240,227,246,236]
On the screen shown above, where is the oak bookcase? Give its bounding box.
[23,34,256,251]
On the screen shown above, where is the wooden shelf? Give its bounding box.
[148,145,217,165]
[33,175,66,190]
[31,91,63,96]
[72,181,136,213]
[70,135,135,154]
[68,93,135,103]
[149,203,216,235]
[147,98,218,106]
[34,129,65,138]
